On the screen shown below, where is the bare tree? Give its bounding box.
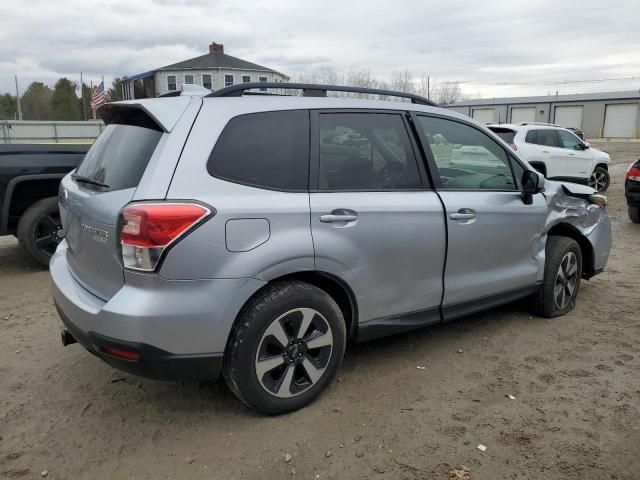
[389,70,415,98]
[432,80,466,105]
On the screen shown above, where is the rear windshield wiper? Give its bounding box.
[71,173,109,189]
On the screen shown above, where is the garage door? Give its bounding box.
[603,104,638,138]
[472,108,494,124]
[554,105,583,129]
[511,107,536,124]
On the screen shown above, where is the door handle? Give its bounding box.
[568,153,576,156]
[450,209,476,221]
[541,150,550,154]
[320,214,358,223]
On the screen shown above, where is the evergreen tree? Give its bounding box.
[78,83,93,120]
[21,82,53,120]
[50,78,80,120]
[0,93,18,120]
[107,77,125,102]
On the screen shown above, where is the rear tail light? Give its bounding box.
[119,202,211,271]
[626,160,640,182]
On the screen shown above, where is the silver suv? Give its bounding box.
[51,83,612,414]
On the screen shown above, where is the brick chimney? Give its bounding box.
[209,42,224,54]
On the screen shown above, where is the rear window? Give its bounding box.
[207,110,309,191]
[488,127,516,144]
[75,122,162,191]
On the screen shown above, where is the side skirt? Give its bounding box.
[355,283,541,343]
[356,307,441,343]
[442,283,541,322]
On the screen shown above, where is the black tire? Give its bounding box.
[223,281,346,415]
[629,206,640,224]
[16,197,63,267]
[534,236,582,318]
[588,166,610,192]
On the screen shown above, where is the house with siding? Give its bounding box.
[122,42,289,99]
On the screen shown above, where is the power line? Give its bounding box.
[412,75,640,87]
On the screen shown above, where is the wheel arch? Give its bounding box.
[547,223,595,279]
[229,271,359,346]
[1,174,64,234]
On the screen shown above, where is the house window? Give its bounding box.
[202,74,212,89]
[242,75,251,83]
[259,76,268,92]
[167,75,177,91]
[225,75,234,87]
[184,74,194,84]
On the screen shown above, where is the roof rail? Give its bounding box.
[519,122,560,127]
[206,82,439,106]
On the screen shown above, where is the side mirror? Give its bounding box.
[521,170,542,205]
[583,141,590,149]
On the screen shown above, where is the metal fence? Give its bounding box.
[0,120,104,144]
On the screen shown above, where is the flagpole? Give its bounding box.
[91,80,96,120]
[80,72,86,121]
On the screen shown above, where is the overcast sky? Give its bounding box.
[1,0,639,99]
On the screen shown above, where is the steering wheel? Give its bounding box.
[380,161,405,186]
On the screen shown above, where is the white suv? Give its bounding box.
[488,123,610,192]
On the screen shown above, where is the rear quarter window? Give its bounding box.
[207,110,310,191]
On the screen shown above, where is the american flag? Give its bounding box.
[90,81,106,109]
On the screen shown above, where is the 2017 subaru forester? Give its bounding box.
[51,83,612,414]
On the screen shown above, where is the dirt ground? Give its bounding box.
[1,142,639,480]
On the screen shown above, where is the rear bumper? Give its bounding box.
[56,303,223,380]
[625,180,640,207]
[50,241,265,380]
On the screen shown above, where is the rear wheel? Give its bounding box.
[588,166,609,192]
[17,197,63,267]
[629,206,640,224]
[535,236,582,318]
[223,281,346,414]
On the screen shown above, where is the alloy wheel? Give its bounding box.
[255,308,333,398]
[588,171,608,192]
[554,251,578,310]
[34,213,63,257]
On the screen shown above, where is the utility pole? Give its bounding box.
[427,76,430,100]
[14,75,23,121]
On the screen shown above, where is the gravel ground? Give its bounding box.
[1,142,639,480]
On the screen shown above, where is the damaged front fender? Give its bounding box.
[541,180,612,278]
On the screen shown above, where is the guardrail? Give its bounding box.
[0,120,104,144]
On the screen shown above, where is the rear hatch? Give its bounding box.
[59,104,174,300]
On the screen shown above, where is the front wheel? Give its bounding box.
[16,197,64,267]
[535,236,582,318]
[223,281,346,415]
[629,206,640,224]
[588,166,610,192]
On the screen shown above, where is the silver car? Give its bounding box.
[51,83,612,414]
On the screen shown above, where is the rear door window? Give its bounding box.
[525,129,561,148]
[316,113,422,190]
[207,110,309,191]
[75,119,162,191]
